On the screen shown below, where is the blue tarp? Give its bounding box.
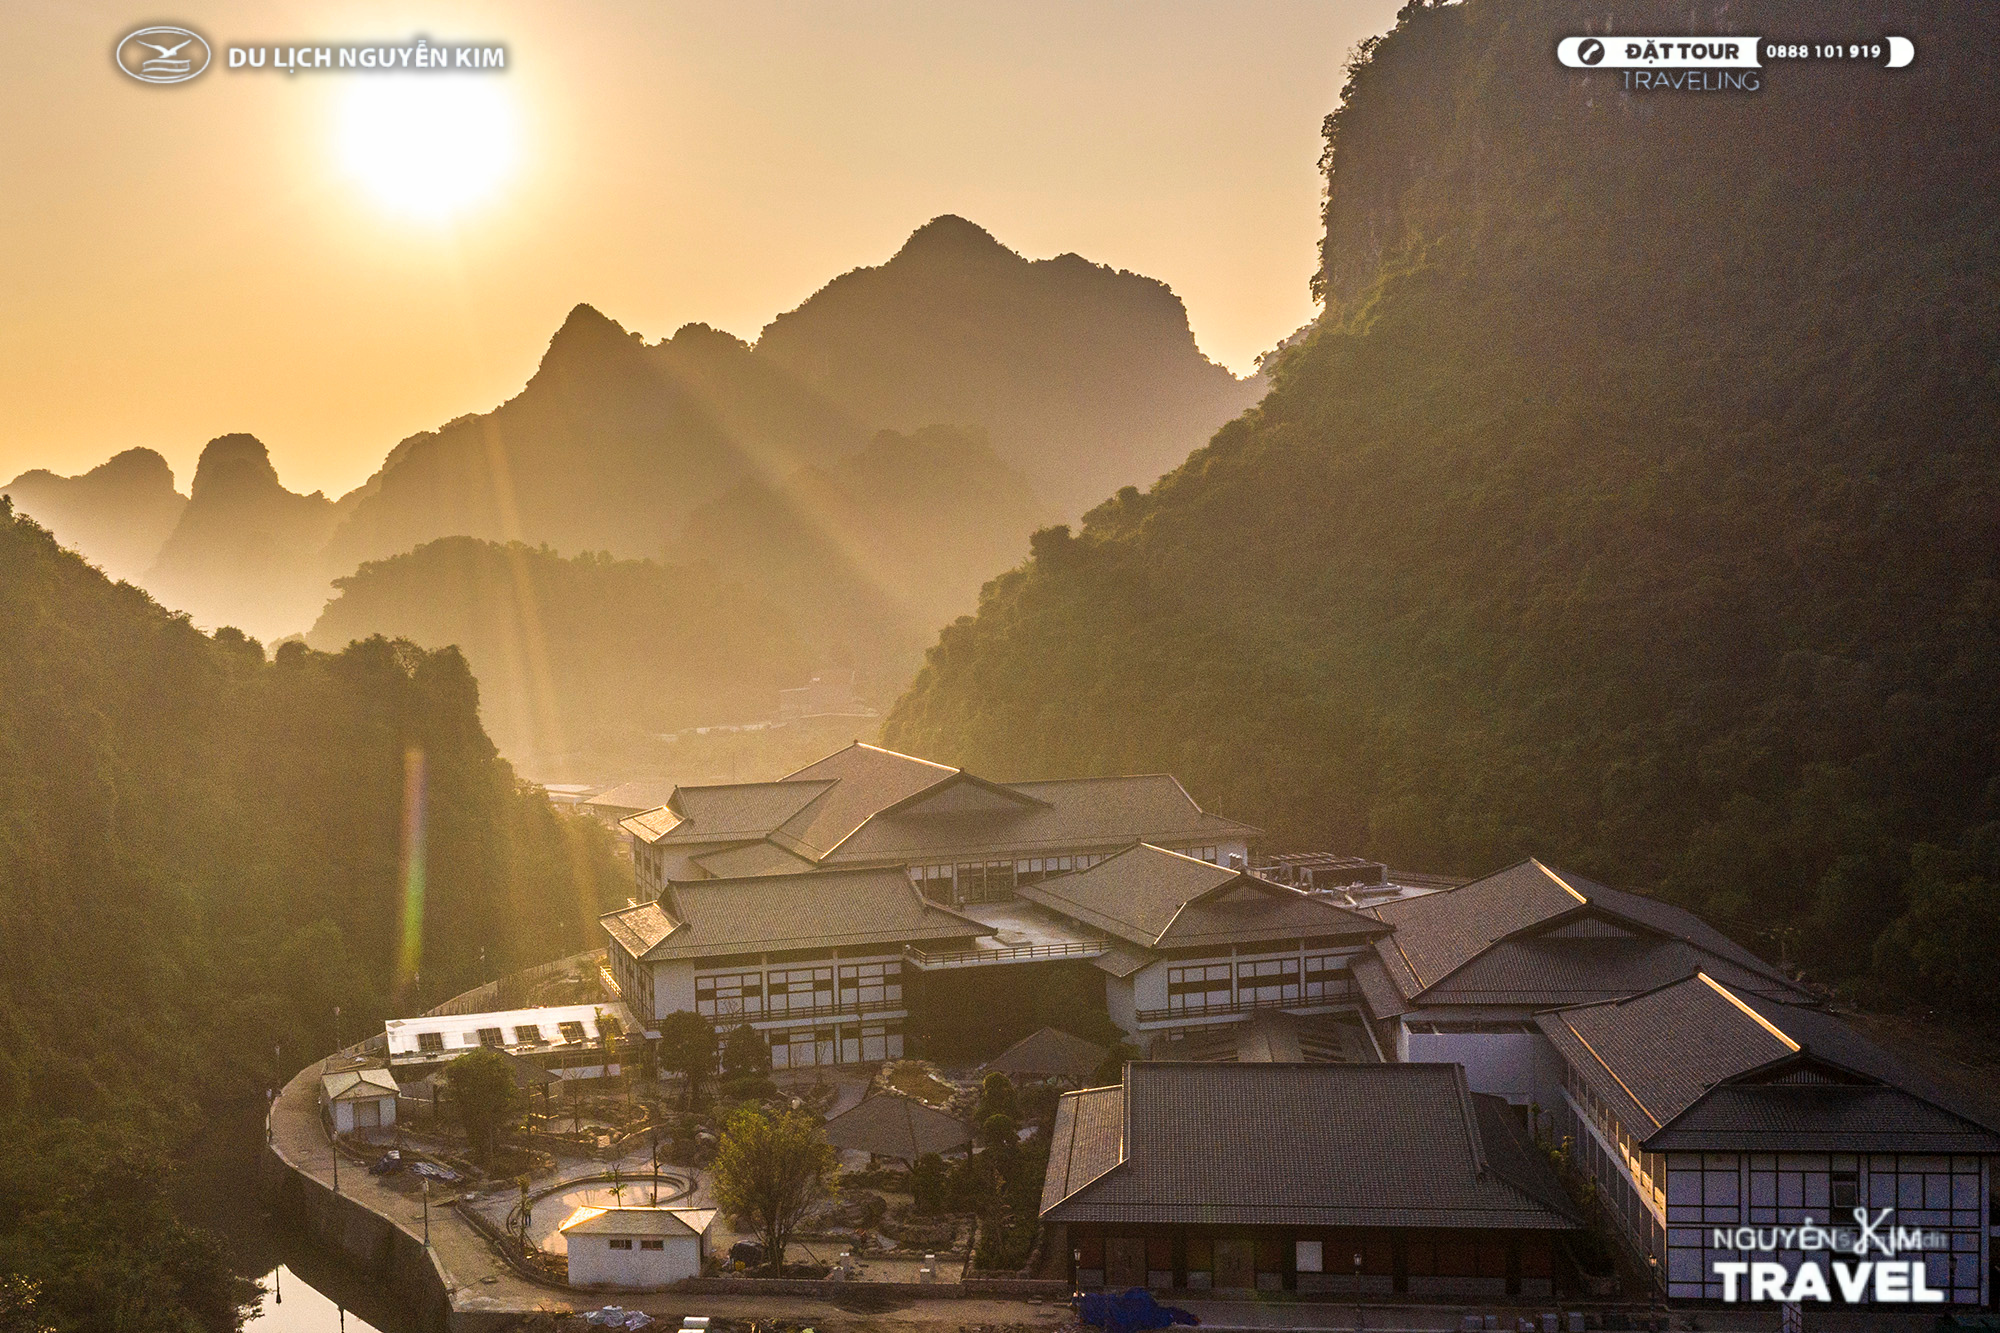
[1075,1289,1200,1332]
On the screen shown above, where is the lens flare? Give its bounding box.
[396,746,427,996]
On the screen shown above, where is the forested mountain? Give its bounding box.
[2,447,186,583]
[0,499,628,1331]
[757,215,1261,514]
[322,313,866,573]
[671,425,1044,681]
[885,0,2000,1014]
[305,538,814,776]
[141,434,347,643]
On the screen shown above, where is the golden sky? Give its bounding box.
[2,0,1400,498]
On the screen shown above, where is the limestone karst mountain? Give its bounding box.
[2,448,186,583]
[756,215,1262,515]
[141,434,343,642]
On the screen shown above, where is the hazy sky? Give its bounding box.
[2,0,1400,498]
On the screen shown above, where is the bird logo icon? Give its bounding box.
[116,26,211,83]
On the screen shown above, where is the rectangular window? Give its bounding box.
[838,960,903,1008]
[767,968,834,1014]
[1167,963,1233,1011]
[514,1024,542,1045]
[695,971,764,1018]
[558,1021,587,1044]
[416,1032,445,1053]
[640,1239,664,1251]
[1304,954,1347,1000]
[1238,957,1299,1003]
[607,1239,633,1251]
[1295,1241,1323,1273]
[476,1027,504,1048]
[1831,1171,1859,1209]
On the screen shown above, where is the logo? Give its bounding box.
[1711,1208,1953,1304]
[1577,39,1605,65]
[115,25,212,84]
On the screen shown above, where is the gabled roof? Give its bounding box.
[1535,973,2000,1153]
[985,1026,1109,1081]
[1040,1063,1579,1230]
[614,742,1260,867]
[585,780,678,816]
[691,841,818,878]
[1017,844,1385,952]
[602,866,990,962]
[559,1205,717,1238]
[822,1093,973,1160]
[1365,858,1803,1009]
[321,1067,399,1101]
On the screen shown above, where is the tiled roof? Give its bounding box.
[1040,1085,1125,1215]
[601,900,677,958]
[828,773,1259,865]
[985,1026,1109,1081]
[1041,1063,1579,1230]
[1090,941,1153,979]
[645,781,834,849]
[1350,951,1410,1018]
[620,743,1259,868]
[321,1067,399,1101]
[558,1205,717,1238]
[1535,973,2000,1152]
[634,866,990,961]
[585,780,678,814]
[822,1093,972,1160]
[1366,859,1801,1007]
[1017,844,1384,951]
[692,841,817,878]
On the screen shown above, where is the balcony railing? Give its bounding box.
[1135,985,1357,1025]
[902,939,1107,969]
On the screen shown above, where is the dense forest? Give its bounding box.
[306,537,814,776]
[0,500,630,1331]
[887,0,2000,1014]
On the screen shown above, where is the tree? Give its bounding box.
[975,1072,1018,1124]
[722,1023,771,1079]
[655,1011,717,1106]
[711,1106,835,1274]
[445,1048,523,1163]
[0,1275,53,1333]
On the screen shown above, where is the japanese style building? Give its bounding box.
[1042,1063,1580,1296]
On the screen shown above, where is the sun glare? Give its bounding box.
[335,78,518,222]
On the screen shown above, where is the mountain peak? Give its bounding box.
[189,433,282,500]
[890,215,1013,265]
[535,302,644,377]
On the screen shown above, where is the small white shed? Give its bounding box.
[320,1066,400,1134]
[559,1205,717,1288]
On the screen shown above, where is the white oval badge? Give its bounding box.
[116,26,212,84]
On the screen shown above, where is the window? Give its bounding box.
[838,960,902,1008]
[558,1021,587,1044]
[416,1031,445,1053]
[1304,954,1348,1000]
[640,1239,664,1251]
[1295,1241,1323,1273]
[476,1027,504,1048]
[514,1024,542,1045]
[1168,963,1233,1011]
[1238,957,1299,1003]
[697,972,764,1018]
[767,967,833,1014]
[1831,1171,1859,1209]
[607,1238,633,1251]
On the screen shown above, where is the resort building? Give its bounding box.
[382,1001,642,1081]
[1535,971,2000,1305]
[1041,1063,1579,1296]
[618,742,1257,899]
[319,1064,399,1135]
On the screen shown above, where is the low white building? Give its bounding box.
[320,1066,399,1134]
[382,1001,643,1080]
[559,1205,717,1288]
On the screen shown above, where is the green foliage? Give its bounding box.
[975,1073,1018,1125]
[884,0,2000,1018]
[654,1011,717,1105]
[721,1024,772,1079]
[307,537,812,775]
[447,1049,525,1163]
[0,502,630,1329]
[711,1106,836,1272]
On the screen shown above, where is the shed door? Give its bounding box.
[1106,1237,1147,1289]
[1215,1238,1255,1289]
[354,1099,380,1129]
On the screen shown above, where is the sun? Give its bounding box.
[335,78,518,222]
